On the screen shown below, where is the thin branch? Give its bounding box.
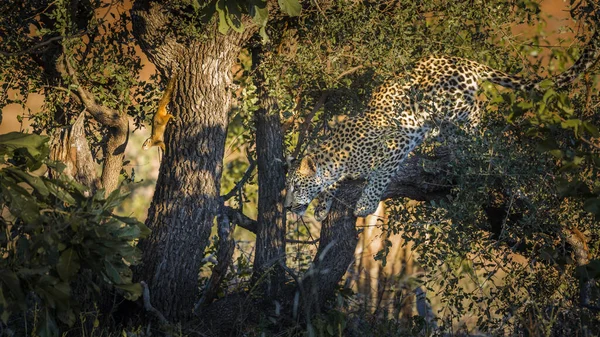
[0,34,76,57]
[221,160,257,201]
[1,0,117,57]
[140,281,170,327]
[335,65,364,81]
[61,53,125,128]
[222,206,258,233]
[580,136,600,151]
[291,92,328,159]
[286,238,320,244]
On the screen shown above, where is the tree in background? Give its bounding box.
[0,1,149,335]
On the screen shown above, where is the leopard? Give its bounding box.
[285,30,600,221]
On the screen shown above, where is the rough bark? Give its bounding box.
[49,112,100,191]
[58,55,129,194]
[253,109,288,296]
[131,0,257,321]
[252,47,288,300]
[195,213,237,311]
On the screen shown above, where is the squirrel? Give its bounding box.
[142,76,177,152]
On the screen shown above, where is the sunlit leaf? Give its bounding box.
[216,0,230,34]
[278,0,301,16]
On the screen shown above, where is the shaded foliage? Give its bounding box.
[0,133,148,337]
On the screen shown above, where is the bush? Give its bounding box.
[0,132,149,337]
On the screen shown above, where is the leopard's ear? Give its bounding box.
[299,156,317,175]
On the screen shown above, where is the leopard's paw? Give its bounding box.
[313,198,332,222]
[314,207,329,222]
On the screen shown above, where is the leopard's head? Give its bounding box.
[285,155,325,216]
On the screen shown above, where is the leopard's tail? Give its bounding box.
[549,30,600,89]
[482,30,600,91]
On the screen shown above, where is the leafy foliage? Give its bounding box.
[250,0,600,334]
[0,132,149,337]
[0,0,151,138]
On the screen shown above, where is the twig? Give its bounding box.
[580,136,600,151]
[140,281,169,326]
[286,238,320,245]
[0,34,76,57]
[61,52,127,129]
[221,160,257,201]
[1,1,116,57]
[335,65,364,81]
[291,93,328,159]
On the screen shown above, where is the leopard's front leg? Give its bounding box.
[354,131,422,218]
[354,168,392,217]
[313,181,341,221]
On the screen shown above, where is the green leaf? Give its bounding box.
[542,88,556,104]
[56,248,80,281]
[114,282,142,301]
[583,122,599,138]
[37,308,59,337]
[327,323,334,335]
[216,0,230,34]
[1,182,41,223]
[0,132,47,157]
[225,1,244,33]
[561,119,582,137]
[548,149,563,159]
[583,198,600,215]
[278,0,301,16]
[251,5,269,41]
[104,260,123,284]
[0,271,25,309]
[46,181,77,205]
[5,167,50,197]
[536,138,558,152]
[537,79,554,90]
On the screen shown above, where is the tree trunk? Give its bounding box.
[300,183,360,316]
[300,147,454,313]
[252,47,288,301]
[131,1,256,321]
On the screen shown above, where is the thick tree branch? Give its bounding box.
[56,52,129,194]
[222,206,258,233]
[49,111,100,191]
[61,55,126,128]
[336,146,454,205]
[296,146,453,314]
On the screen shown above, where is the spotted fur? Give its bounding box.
[285,31,600,220]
